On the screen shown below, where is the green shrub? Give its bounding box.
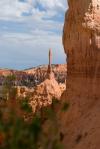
[20,98,32,113]
[0,78,67,149]
[62,102,69,112]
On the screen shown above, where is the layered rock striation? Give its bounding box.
[59,0,100,148]
[63,0,100,77]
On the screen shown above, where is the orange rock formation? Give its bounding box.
[30,50,62,113]
[59,0,100,148]
[30,76,61,113]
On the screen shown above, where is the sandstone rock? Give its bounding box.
[59,0,100,149]
[24,64,67,84]
[0,64,66,87]
[63,0,100,77]
[30,72,61,113]
[59,83,66,93]
[17,86,34,98]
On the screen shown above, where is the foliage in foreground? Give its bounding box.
[0,75,69,149]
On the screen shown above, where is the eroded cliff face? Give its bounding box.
[63,0,100,77]
[59,0,100,149]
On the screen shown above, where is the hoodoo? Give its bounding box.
[30,49,61,113]
[63,0,100,77]
[47,49,55,79]
[48,49,52,74]
[59,0,100,149]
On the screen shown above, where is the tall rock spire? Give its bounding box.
[48,49,52,74]
[47,49,54,79]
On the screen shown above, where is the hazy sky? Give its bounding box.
[0,0,68,70]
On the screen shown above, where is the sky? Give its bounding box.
[0,0,68,70]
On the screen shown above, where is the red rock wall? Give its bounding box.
[63,0,100,77]
[59,0,100,148]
